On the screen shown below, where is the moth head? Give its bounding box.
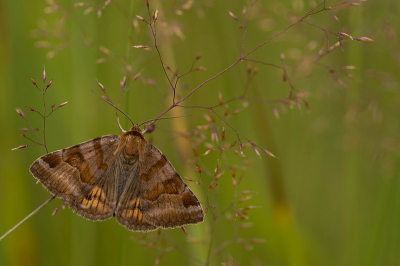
[129,124,142,134]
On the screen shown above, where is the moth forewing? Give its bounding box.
[29,135,120,220]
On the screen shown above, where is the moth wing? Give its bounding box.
[30,135,120,220]
[116,141,203,231]
[139,143,204,228]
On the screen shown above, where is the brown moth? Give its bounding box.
[29,125,204,232]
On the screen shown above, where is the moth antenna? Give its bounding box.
[91,90,135,128]
[138,114,193,127]
[116,116,126,133]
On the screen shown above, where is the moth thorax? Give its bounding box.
[124,135,140,156]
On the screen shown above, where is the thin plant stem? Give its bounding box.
[0,195,56,242]
[42,88,49,154]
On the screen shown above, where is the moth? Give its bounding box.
[29,124,204,232]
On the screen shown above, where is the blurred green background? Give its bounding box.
[1,0,399,265]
